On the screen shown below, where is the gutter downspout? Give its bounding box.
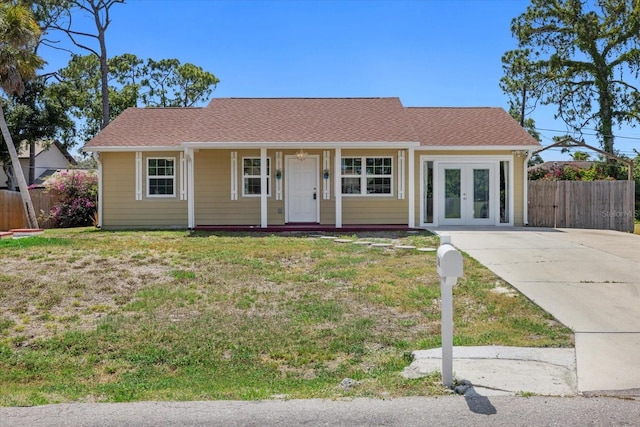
[523,150,532,226]
[93,152,103,229]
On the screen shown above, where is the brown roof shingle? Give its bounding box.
[83,99,541,150]
[84,107,203,148]
[186,97,418,143]
[406,107,540,147]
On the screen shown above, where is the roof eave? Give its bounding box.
[181,141,421,149]
[82,145,181,152]
[417,144,541,151]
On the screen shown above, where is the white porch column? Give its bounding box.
[187,148,195,229]
[93,152,103,228]
[261,148,268,228]
[408,147,415,228]
[523,151,532,225]
[334,148,342,228]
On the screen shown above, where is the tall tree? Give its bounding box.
[50,0,124,130]
[26,0,75,182]
[1,79,73,186]
[141,59,219,107]
[501,0,640,157]
[0,2,44,228]
[571,151,591,161]
[48,54,219,143]
[48,54,107,142]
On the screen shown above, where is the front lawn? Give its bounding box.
[0,228,572,405]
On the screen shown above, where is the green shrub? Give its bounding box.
[43,170,98,228]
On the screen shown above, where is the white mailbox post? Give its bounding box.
[436,235,463,388]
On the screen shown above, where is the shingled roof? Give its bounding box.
[84,98,540,150]
[84,108,203,149]
[187,97,418,143]
[406,107,540,147]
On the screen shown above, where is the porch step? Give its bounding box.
[9,228,45,237]
[194,224,417,233]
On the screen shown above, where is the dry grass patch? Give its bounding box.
[0,228,572,405]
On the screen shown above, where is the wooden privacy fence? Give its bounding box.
[0,189,60,231]
[528,180,636,232]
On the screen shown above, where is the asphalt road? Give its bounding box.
[1,396,639,426]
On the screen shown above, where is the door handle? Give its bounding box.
[313,192,317,200]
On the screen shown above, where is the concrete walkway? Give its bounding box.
[431,227,640,395]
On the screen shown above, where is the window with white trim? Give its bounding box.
[242,157,271,197]
[341,157,392,195]
[147,157,175,197]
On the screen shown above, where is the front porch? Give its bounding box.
[193,223,421,233]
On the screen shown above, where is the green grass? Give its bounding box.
[0,228,572,406]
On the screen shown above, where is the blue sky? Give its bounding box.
[42,0,640,160]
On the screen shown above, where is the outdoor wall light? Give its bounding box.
[295,149,308,160]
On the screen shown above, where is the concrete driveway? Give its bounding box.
[431,227,640,394]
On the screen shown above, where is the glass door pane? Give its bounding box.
[424,161,434,223]
[472,168,490,219]
[444,168,461,219]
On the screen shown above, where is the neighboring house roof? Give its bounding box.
[83,98,541,150]
[18,141,78,165]
[528,161,594,172]
[406,107,540,147]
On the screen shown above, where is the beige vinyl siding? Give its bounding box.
[101,151,187,229]
[339,149,407,225]
[320,199,336,225]
[342,199,408,224]
[194,149,286,226]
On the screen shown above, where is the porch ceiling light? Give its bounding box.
[295,149,308,161]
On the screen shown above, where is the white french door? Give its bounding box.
[286,156,319,223]
[439,163,495,225]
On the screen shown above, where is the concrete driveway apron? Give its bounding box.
[432,227,640,394]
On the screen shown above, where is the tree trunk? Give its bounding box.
[29,140,35,185]
[2,162,16,190]
[99,43,109,129]
[0,104,39,229]
[93,0,110,130]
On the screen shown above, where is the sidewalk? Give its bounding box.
[402,346,577,396]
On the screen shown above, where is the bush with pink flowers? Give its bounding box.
[43,170,98,228]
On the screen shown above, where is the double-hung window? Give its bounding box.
[243,157,271,197]
[147,157,175,197]
[341,157,392,195]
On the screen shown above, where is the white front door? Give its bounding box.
[286,156,319,223]
[439,163,495,225]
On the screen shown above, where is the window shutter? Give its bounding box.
[398,150,405,200]
[135,152,142,201]
[230,152,238,200]
[323,150,330,199]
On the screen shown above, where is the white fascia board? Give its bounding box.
[416,145,541,151]
[82,146,181,153]
[180,141,421,149]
